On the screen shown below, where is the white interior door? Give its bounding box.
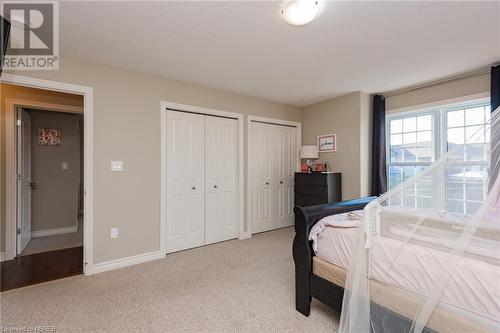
[272,126,285,228]
[250,122,273,233]
[166,111,205,253]
[251,122,297,234]
[283,126,296,227]
[204,116,238,244]
[17,109,32,254]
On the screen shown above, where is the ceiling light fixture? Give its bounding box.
[281,0,319,26]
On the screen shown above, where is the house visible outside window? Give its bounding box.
[444,104,491,215]
[387,113,434,208]
[386,99,491,215]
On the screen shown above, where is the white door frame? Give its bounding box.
[1,74,94,275]
[247,115,301,235]
[160,101,245,255]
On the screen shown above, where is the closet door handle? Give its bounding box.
[279,181,283,184]
[265,182,269,185]
[214,185,218,189]
[192,186,196,190]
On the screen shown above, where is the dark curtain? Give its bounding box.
[371,95,387,196]
[492,65,500,112]
[490,65,499,189]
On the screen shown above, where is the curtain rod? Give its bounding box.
[383,65,493,98]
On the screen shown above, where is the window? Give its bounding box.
[386,100,491,214]
[444,104,491,215]
[387,113,434,208]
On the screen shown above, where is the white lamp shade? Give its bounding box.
[300,145,319,159]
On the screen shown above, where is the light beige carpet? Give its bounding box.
[0,227,339,333]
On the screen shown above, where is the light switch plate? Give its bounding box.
[110,228,118,239]
[111,161,123,171]
[61,162,68,170]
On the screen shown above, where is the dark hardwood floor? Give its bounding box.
[1,246,83,292]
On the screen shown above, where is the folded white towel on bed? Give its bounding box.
[308,210,364,252]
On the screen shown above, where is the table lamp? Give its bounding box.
[300,145,319,172]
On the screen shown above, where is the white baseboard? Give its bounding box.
[239,231,251,240]
[32,226,78,238]
[91,250,164,275]
[1,248,15,262]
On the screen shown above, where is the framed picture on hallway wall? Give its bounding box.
[38,128,62,146]
[318,134,336,152]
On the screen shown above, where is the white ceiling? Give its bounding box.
[59,1,500,107]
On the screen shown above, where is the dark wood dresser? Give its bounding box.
[294,172,342,207]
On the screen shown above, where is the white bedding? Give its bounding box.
[314,220,359,270]
[313,213,500,322]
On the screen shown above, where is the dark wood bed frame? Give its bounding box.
[292,197,436,333]
[292,197,375,316]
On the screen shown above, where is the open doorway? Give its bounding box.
[17,108,84,256]
[1,82,87,290]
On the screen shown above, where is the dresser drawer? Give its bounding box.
[294,172,342,207]
[295,193,327,207]
[294,184,328,197]
[295,173,327,186]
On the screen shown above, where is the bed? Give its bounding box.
[292,197,500,333]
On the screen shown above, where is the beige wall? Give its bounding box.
[300,73,490,201]
[301,92,372,200]
[300,72,490,202]
[3,56,488,265]
[4,57,301,263]
[0,83,84,252]
[29,110,81,232]
[386,73,490,113]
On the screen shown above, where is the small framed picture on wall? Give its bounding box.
[318,134,336,152]
[38,128,62,146]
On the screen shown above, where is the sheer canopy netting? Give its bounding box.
[339,109,500,333]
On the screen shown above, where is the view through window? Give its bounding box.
[387,100,491,214]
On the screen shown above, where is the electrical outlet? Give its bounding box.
[110,228,118,239]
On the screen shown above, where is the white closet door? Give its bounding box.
[251,122,297,234]
[284,126,296,226]
[273,126,286,228]
[205,116,238,244]
[166,111,205,253]
[273,126,296,228]
[250,122,274,233]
